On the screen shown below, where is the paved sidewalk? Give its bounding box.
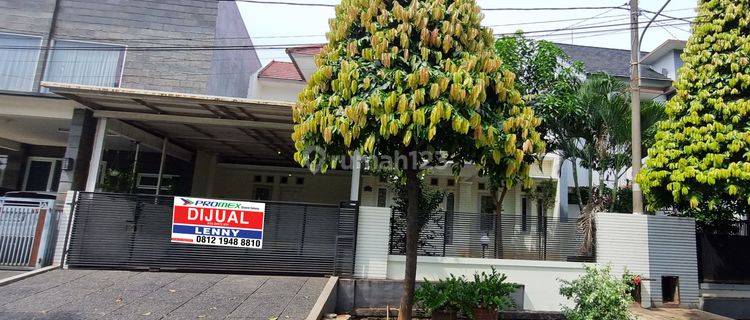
[0,270,25,280]
[0,269,327,320]
[630,306,733,320]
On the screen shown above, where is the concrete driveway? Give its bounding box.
[0,269,327,320]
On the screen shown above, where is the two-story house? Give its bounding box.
[0,0,260,198]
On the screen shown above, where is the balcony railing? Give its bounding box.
[388,210,594,262]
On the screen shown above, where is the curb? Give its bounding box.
[0,265,60,287]
[306,276,339,320]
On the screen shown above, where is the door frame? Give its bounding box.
[22,156,62,192]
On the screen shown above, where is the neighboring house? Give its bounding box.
[246,44,565,255]
[555,40,686,218]
[0,0,260,197]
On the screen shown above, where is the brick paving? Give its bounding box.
[0,269,327,320]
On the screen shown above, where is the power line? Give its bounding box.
[494,16,695,37]
[0,16,695,52]
[228,0,627,11]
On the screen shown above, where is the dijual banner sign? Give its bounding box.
[171,197,265,249]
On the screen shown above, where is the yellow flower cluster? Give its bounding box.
[292,0,544,177]
[637,0,750,210]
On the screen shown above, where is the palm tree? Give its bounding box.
[552,72,665,253]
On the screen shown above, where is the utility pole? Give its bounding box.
[630,0,644,214]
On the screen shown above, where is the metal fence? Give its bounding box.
[389,210,594,262]
[66,192,358,276]
[697,220,750,284]
[0,197,60,268]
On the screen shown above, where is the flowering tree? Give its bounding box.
[637,0,750,230]
[291,0,541,317]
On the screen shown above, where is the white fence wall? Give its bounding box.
[52,191,76,267]
[387,255,587,311]
[596,213,699,308]
[354,206,391,279]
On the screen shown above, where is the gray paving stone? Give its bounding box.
[228,293,296,319]
[104,295,197,320]
[1,283,98,313]
[4,269,95,291]
[0,287,37,307]
[254,276,308,295]
[205,274,269,295]
[53,288,153,315]
[67,270,140,290]
[106,271,184,292]
[162,293,247,319]
[0,270,326,320]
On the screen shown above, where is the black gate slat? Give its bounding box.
[67,192,357,276]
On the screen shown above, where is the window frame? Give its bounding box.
[0,32,43,92]
[136,173,179,191]
[22,156,62,192]
[42,38,127,90]
[0,154,8,186]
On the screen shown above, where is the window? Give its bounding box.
[0,33,42,91]
[430,178,439,186]
[444,193,455,244]
[447,179,455,186]
[0,155,7,185]
[44,40,125,89]
[377,188,387,207]
[136,173,179,191]
[521,197,529,232]
[22,157,62,192]
[253,186,271,200]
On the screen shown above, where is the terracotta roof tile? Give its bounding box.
[258,61,302,81]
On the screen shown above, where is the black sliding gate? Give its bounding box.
[66,192,358,276]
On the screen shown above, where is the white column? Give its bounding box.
[85,117,107,192]
[349,151,362,201]
[190,150,218,196]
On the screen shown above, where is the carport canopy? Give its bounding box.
[41,81,297,166]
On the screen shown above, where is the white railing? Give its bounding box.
[0,197,59,268]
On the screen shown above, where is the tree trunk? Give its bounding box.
[610,172,622,212]
[492,187,508,259]
[587,167,594,204]
[571,162,584,213]
[398,156,420,320]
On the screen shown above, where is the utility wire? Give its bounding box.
[0,16,696,52]
[227,0,626,11]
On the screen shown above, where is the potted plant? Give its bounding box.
[414,275,466,320]
[465,268,517,320]
[623,272,642,304]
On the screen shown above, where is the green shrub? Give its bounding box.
[465,267,517,312]
[414,275,467,314]
[414,268,518,318]
[559,265,632,320]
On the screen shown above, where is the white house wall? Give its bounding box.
[247,75,306,102]
[596,213,699,308]
[387,255,586,312]
[211,163,351,204]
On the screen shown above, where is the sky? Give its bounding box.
[238,0,696,65]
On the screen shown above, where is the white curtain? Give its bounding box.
[45,40,123,88]
[0,34,41,92]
